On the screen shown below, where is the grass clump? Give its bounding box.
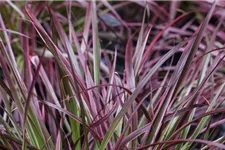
[0,1,225,150]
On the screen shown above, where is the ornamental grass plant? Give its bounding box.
[1,1,225,150]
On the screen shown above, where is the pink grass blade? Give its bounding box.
[0,28,30,38]
[80,2,91,54]
[92,1,101,85]
[134,27,151,77]
[133,8,151,77]
[125,37,135,90]
[105,50,117,107]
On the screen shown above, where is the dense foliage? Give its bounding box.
[0,1,225,150]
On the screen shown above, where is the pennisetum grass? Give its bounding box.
[0,1,225,150]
